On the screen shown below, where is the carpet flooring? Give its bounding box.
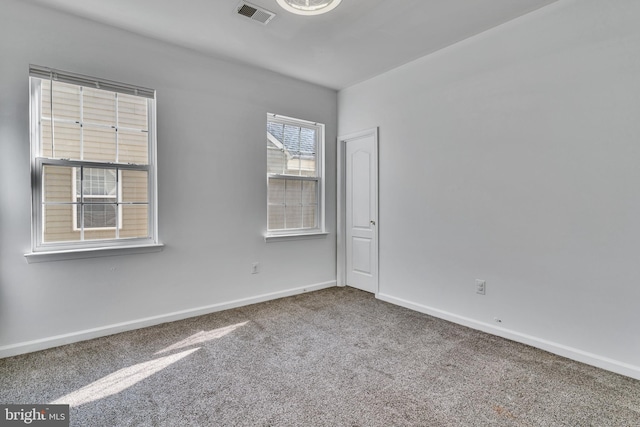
[1,287,639,426]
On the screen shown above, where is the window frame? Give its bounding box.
[266,113,326,240]
[27,66,160,258]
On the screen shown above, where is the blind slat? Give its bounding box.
[30,65,155,99]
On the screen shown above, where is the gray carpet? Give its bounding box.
[1,287,639,426]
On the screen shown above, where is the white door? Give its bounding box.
[343,130,378,293]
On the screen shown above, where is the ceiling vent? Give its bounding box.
[236,1,276,25]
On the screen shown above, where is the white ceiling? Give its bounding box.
[26,0,558,90]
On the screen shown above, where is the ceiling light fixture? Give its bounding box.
[276,0,342,16]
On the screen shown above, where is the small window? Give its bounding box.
[267,114,325,236]
[29,66,158,253]
[72,168,119,231]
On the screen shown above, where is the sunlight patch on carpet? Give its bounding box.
[155,321,249,355]
[50,348,200,407]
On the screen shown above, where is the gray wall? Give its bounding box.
[339,0,640,379]
[0,0,337,354]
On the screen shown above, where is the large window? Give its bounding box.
[267,114,325,236]
[29,65,158,254]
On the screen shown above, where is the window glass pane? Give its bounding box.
[283,124,301,175]
[119,130,148,164]
[83,213,117,240]
[43,165,74,203]
[299,157,317,177]
[52,122,81,159]
[121,170,148,203]
[267,122,318,177]
[300,127,317,177]
[299,127,316,155]
[267,145,285,174]
[283,125,301,155]
[52,81,80,121]
[268,205,285,230]
[268,178,285,205]
[285,157,300,175]
[267,121,318,177]
[83,230,117,240]
[83,126,116,162]
[285,205,302,229]
[42,119,53,157]
[43,205,80,243]
[303,206,317,229]
[41,79,52,119]
[267,122,284,142]
[83,87,116,126]
[299,162,317,177]
[285,180,302,206]
[81,203,117,229]
[81,168,117,197]
[118,94,148,130]
[120,205,149,238]
[302,181,317,206]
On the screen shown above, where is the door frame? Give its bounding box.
[337,127,379,293]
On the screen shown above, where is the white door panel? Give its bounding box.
[343,130,378,294]
[351,237,371,274]
[351,150,371,229]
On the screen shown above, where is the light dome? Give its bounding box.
[276,0,343,16]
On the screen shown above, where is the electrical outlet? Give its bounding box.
[251,262,260,274]
[476,279,486,295]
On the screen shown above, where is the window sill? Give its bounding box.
[24,243,164,263]
[264,232,329,243]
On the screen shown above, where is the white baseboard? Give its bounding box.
[377,292,640,381]
[0,281,336,359]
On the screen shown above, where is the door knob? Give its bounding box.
[370,220,376,225]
